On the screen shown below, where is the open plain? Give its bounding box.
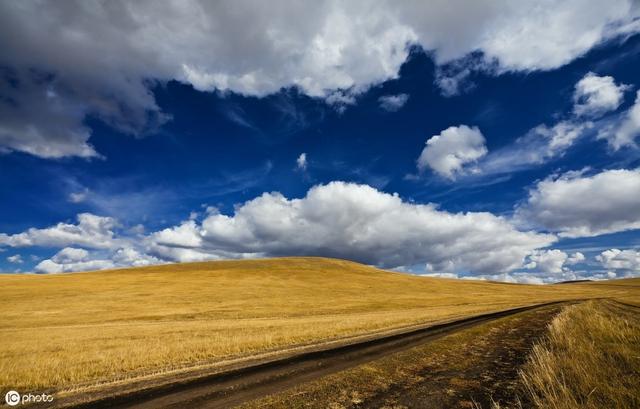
[1,257,638,407]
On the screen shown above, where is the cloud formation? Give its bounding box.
[598,90,640,150]
[378,94,409,111]
[296,153,308,170]
[33,246,161,274]
[515,169,640,238]
[524,249,584,274]
[6,254,22,264]
[470,73,630,179]
[1,0,637,158]
[596,248,640,275]
[417,125,487,179]
[1,182,557,276]
[573,72,629,117]
[149,181,554,273]
[0,213,120,249]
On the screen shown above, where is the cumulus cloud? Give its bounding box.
[466,268,620,284]
[515,169,640,238]
[524,249,584,274]
[525,249,569,274]
[378,93,409,111]
[573,72,629,117]
[34,246,161,274]
[417,125,487,179]
[296,153,308,170]
[149,181,555,273]
[7,254,23,264]
[0,213,120,249]
[1,0,637,158]
[598,90,640,150]
[596,248,640,275]
[3,181,635,281]
[35,247,111,274]
[567,252,586,265]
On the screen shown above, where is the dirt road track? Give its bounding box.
[60,301,570,409]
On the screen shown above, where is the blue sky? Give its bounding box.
[1,1,640,282]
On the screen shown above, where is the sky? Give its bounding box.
[1,0,640,283]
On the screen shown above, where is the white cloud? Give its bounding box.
[296,153,308,170]
[477,116,599,179]
[151,220,204,249]
[35,247,111,274]
[417,125,487,179]
[0,0,637,158]
[34,246,162,274]
[463,272,546,285]
[5,180,638,280]
[0,183,556,276]
[457,73,631,179]
[515,169,640,238]
[567,252,585,265]
[112,247,162,267]
[573,72,629,117]
[539,121,592,154]
[35,257,114,274]
[599,90,640,150]
[466,268,620,284]
[0,213,119,249]
[475,109,597,179]
[525,249,569,274]
[149,181,555,274]
[523,249,584,274]
[596,248,640,274]
[378,94,409,111]
[7,254,23,264]
[51,247,90,264]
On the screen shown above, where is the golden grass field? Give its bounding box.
[0,257,638,395]
[519,300,640,409]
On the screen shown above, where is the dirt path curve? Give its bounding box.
[59,301,569,409]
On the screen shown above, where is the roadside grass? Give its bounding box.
[0,257,637,393]
[519,300,640,409]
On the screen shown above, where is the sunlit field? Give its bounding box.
[0,257,637,395]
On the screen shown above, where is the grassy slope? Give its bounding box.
[0,257,637,392]
[519,300,640,409]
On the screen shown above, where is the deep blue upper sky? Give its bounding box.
[1,1,639,282]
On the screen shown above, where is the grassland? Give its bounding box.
[0,257,638,395]
[519,300,640,409]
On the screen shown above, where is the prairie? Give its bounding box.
[0,257,637,394]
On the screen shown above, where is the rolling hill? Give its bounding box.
[1,257,637,394]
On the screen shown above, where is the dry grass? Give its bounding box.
[0,257,637,394]
[519,300,640,409]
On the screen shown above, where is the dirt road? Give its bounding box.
[54,301,568,409]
